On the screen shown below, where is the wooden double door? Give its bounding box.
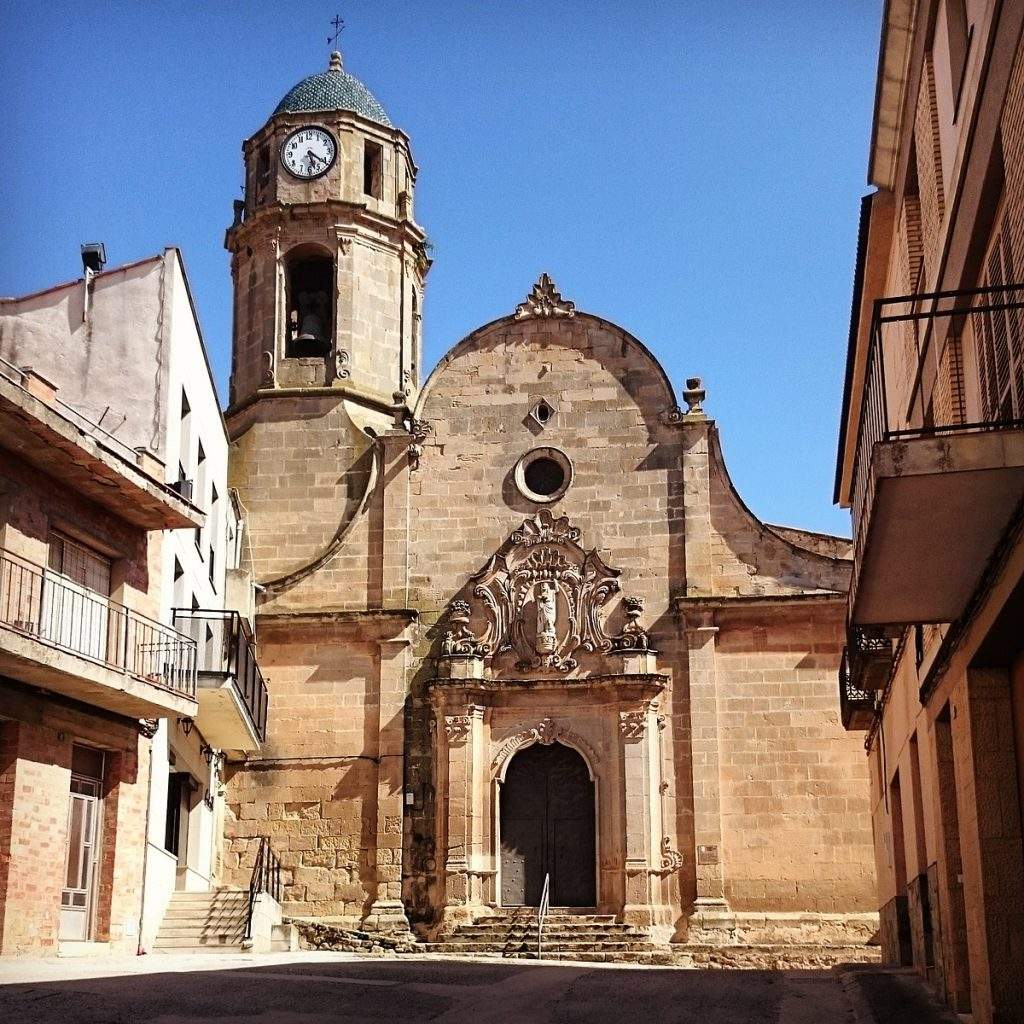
[500,742,596,907]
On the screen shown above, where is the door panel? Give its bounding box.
[60,772,102,941]
[499,742,595,907]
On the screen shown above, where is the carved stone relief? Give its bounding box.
[490,716,600,775]
[438,510,651,674]
[514,273,576,320]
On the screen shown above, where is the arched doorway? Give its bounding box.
[500,742,596,907]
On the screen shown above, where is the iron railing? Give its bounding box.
[244,836,282,942]
[173,609,268,741]
[537,871,551,959]
[838,645,875,731]
[0,549,197,697]
[850,283,1024,567]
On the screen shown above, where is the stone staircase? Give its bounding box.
[152,888,294,954]
[423,909,662,963]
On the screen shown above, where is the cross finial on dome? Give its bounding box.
[329,50,344,72]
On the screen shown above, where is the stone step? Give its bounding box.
[151,943,247,955]
[153,935,247,949]
[475,913,615,923]
[161,909,247,925]
[454,929,641,941]
[155,924,247,939]
[166,890,247,901]
[424,940,646,954]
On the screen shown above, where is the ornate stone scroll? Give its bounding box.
[440,510,623,673]
[514,273,576,320]
[444,715,472,744]
[609,595,653,652]
[619,709,646,740]
[490,717,600,775]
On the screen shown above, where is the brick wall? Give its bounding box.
[0,680,146,955]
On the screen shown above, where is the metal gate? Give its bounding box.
[500,742,595,907]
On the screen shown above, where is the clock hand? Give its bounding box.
[306,149,324,167]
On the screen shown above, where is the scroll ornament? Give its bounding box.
[440,510,629,673]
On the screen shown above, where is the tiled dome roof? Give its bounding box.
[273,52,392,127]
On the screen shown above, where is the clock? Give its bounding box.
[280,126,337,180]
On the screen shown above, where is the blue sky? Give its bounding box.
[0,1,880,535]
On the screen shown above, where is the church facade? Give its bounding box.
[222,52,877,945]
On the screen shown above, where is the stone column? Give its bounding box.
[952,668,1024,1023]
[683,607,735,941]
[620,699,669,931]
[439,701,487,929]
[363,431,414,932]
[364,630,413,932]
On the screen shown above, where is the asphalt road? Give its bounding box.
[0,952,955,1024]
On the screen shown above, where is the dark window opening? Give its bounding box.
[164,773,185,856]
[524,457,565,496]
[255,142,271,203]
[364,140,383,199]
[286,250,334,358]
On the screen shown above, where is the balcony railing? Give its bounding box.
[838,645,875,730]
[851,283,1024,566]
[846,624,894,692]
[0,549,197,698]
[173,609,268,742]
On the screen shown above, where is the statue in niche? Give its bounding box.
[534,581,558,655]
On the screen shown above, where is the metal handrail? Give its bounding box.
[244,837,282,942]
[0,549,196,697]
[172,609,268,741]
[537,872,550,959]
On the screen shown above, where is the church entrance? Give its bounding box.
[499,742,596,907]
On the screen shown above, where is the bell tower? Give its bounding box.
[226,50,429,410]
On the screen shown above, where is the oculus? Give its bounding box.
[515,446,572,503]
[281,126,337,180]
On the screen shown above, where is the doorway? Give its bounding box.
[500,742,595,907]
[59,745,105,941]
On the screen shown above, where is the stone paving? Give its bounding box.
[0,952,959,1024]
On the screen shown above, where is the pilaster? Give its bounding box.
[363,624,415,932]
[683,607,735,942]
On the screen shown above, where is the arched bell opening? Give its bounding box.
[498,741,596,908]
[284,244,334,358]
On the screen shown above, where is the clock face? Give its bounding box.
[281,127,337,180]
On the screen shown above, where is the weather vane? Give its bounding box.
[328,13,345,49]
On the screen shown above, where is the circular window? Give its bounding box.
[514,447,572,503]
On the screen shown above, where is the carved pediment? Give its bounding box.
[440,510,651,674]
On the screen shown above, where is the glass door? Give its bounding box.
[59,747,104,941]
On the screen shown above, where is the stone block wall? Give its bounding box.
[222,625,383,921]
[714,604,875,915]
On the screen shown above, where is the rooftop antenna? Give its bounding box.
[328,13,344,50]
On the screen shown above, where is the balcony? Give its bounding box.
[172,610,268,752]
[849,285,1024,626]
[0,550,197,718]
[846,625,894,692]
[838,646,876,731]
[0,360,203,531]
